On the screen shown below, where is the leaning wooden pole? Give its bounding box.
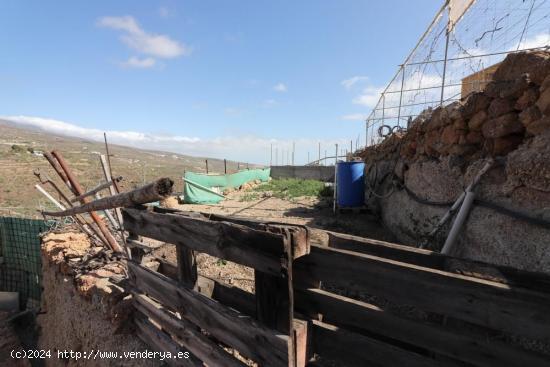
[33,170,109,244]
[42,177,174,218]
[50,150,123,253]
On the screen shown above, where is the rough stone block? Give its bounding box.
[493,51,550,85]
[424,129,443,156]
[499,73,531,99]
[465,130,483,145]
[526,116,550,136]
[541,74,550,92]
[453,118,467,131]
[441,125,459,146]
[446,101,464,121]
[462,92,491,118]
[467,110,488,131]
[488,98,515,118]
[489,135,524,156]
[426,107,451,131]
[484,81,501,99]
[448,144,477,156]
[515,87,540,110]
[482,113,523,138]
[519,105,542,127]
[536,87,550,115]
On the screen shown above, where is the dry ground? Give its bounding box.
[0,120,256,218]
[154,183,397,294]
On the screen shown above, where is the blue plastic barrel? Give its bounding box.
[337,161,365,207]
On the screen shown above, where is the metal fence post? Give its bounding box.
[397,65,406,127]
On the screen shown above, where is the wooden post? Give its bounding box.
[254,225,309,367]
[100,155,124,230]
[42,178,174,217]
[104,133,120,193]
[224,159,227,174]
[205,159,209,174]
[177,246,197,289]
[127,232,145,262]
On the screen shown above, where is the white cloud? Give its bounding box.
[514,32,550,51]
[352,85,385,108]
[97,15,191,59]
[0,115,355,165]
[341,76,369,89]
[121,56,156,69]
[2,115,199,144]
[273,83,287,92]
[341,113,368,121]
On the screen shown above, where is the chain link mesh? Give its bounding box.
[0,216,48,309]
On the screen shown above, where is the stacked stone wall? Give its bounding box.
[359,51,550,273]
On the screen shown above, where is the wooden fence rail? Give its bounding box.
[124,207,550,367]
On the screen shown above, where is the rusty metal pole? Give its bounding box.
[51,150,123,253]
[34,170,104,241]
[43,152,72,192]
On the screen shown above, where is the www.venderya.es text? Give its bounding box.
[11,349,190,361]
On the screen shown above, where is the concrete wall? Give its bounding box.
[270,165,334,182]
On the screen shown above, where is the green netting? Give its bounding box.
[184,168,271,204]
[0,217,48,308]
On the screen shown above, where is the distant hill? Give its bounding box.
[0,120,255,218]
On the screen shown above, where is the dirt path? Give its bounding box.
[154,185,398,295]
[178,188,397,242]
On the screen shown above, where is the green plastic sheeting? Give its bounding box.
[184,168,270,204]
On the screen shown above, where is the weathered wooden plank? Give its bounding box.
[129,262,289,367]
[255,226,293,335]
[154,256,257,317]
[127,239,164,250]
[326,231,550,292]
[135,317,202,367]
[152,208,311,259]
[311,320,445,367]
[294,245,550,340]
[123,208,285,275]
[255,271,291,332]
[134,292,246,367]
[176,247,197,289]
[293,319,309,367]
[296,287,550,367]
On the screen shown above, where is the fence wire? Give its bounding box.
[0,216,48,309]
[365,0,550,146]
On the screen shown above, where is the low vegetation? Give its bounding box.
[239,192,260,202]
[253,178,332,199]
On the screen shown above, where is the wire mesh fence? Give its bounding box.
[0,216,48,309]
[365,0,550,147]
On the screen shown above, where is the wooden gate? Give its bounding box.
[123,207,550,366]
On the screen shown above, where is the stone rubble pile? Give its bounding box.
[363,51,550,162]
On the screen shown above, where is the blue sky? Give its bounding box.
[0,0,442,164]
